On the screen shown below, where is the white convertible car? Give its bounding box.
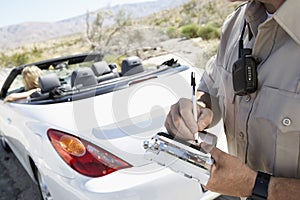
[0,53,220,200]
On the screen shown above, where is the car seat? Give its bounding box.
[39,73,61,93]
[71,67,97,89]
[91,61,119,83]
[29,73,62,101]
[121,56,144,76]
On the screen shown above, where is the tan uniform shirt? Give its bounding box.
[198,0,300,178]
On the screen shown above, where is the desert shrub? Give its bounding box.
[197,24,220,40]
[31,46,43,60]
[167,26,181,38]
[180,23,200,38]
[0,47,44,67]
[0,53,9,67]
[0,52,30,67]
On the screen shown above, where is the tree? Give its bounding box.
[85,8,132,57]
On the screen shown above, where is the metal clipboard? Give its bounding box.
[143,132,216,185]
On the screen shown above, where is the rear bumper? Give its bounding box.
[42,163,220,200]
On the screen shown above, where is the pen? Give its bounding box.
[191,72,198,143]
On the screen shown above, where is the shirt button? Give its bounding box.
[239,132,244,139]
[282,118,292,127]
[245,95,251,102]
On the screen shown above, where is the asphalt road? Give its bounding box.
[0,147,41,200]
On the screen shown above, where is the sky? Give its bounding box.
[0,0,154,28]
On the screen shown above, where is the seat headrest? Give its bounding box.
[71,67,97,89]
[121,56,144,76]
[39,73,61,93]
[91,61,112,77]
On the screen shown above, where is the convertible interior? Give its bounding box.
[0,53,187,104]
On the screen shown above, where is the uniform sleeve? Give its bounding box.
[198,55,218,96]
[197,55,222,127]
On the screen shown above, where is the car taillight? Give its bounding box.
[47,129,132,177]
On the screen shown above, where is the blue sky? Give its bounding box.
[0,0,154,27]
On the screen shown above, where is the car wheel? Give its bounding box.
[1,136,11,152]
[37,170,53,200]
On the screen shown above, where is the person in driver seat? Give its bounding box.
[4,65,43,103]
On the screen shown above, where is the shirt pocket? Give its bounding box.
[253,86,300,178]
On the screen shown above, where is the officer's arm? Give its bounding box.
[268,177,300,200]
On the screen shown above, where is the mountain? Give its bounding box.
[0,0,189,51]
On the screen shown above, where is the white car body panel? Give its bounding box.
[0,54,221,200]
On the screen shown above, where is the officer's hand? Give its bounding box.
[201,143,257,197]
[164,98,213,140]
